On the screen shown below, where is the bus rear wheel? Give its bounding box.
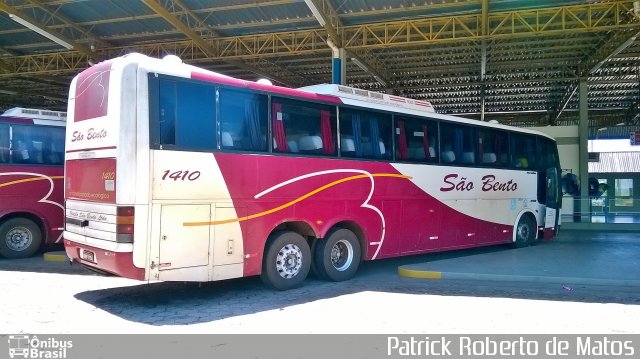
[313,228,361,282]
[513,215,535,248]
[0,218,42,259]
[261,231,311,290]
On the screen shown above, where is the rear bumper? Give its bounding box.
[64,240,145,280]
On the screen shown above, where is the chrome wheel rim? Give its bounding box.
[330,239,354,272]
[517,221,530,242]
[6,226,33,252]
[276,244,303,278]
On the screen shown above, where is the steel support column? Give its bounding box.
[578,80,590,218]
[327,39,345,85]
[480,0,489,121]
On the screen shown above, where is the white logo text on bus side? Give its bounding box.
[71,128,107,142]
[440,174,518,192]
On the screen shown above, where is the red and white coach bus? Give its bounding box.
[64,54,561,290]
[0,107,66,258]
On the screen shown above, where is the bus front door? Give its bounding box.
[543,167,560,239]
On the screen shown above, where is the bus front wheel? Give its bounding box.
[313,228,361,282]
[261,231,311,290]
[0,218,42,259]
[513,215,535,248]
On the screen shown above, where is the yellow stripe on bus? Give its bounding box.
[183,173,411,227]
[0,175,64,188]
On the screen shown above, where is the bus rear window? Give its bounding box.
[74,61,111,122]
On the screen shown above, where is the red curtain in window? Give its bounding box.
[421,124,431,159]
[320,110,334,155]
[272,102,288,152]
[397,121,408,160]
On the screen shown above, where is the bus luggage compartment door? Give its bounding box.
[159,204,210,274]
[212,205,244,266]
[210,205,245,281]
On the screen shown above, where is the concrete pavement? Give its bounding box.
[399,230,640,287]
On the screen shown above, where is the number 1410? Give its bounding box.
[161,170,201,181]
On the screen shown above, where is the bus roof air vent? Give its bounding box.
[163,55,182,64]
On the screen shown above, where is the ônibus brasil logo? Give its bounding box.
[8,335,72,359]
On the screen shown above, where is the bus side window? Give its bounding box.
[29,126,51,164]
[219,89,268,152]
[156,78,216,151]
[12,139,30,163]
[339,108,390,160]
[175,81,215,150]
[510,133,537,169]
[538,137,557,170]
[11,125,35,164]
[440,122,474,165]
[47,127,65,165]
[478,128,508,167]
[397,116,438,163]
[158,79,177,146]
[273,97,336,156]
[0,124,8,163]
[363,113,391,160]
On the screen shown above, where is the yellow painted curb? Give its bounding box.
[398,267,442,279]
[43,252,67,262]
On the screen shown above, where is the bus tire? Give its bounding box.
[261,231,311,291]
[513,215,535,248]
[310,239,326,279]
[0,218,42,259]
[313,228,361,282]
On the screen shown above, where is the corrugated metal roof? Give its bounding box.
[1,0,640,130]
[589,152,640,173]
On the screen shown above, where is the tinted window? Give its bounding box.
[0,124,8,164]
[219,88,268,152]
[478,128,509,167]
[46,126,65,165]
[439,122,476,165]
[272,97,336,156]
[339,108,392,160]
[395,116,438,163]
[538,137,558,170]
[510,133,537,169]
[157,78,216,150]
[10,124,65,165]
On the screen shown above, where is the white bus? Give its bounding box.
[64,54,561,290]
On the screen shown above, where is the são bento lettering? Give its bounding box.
[71,128,107,142]
[440,174,518,192]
